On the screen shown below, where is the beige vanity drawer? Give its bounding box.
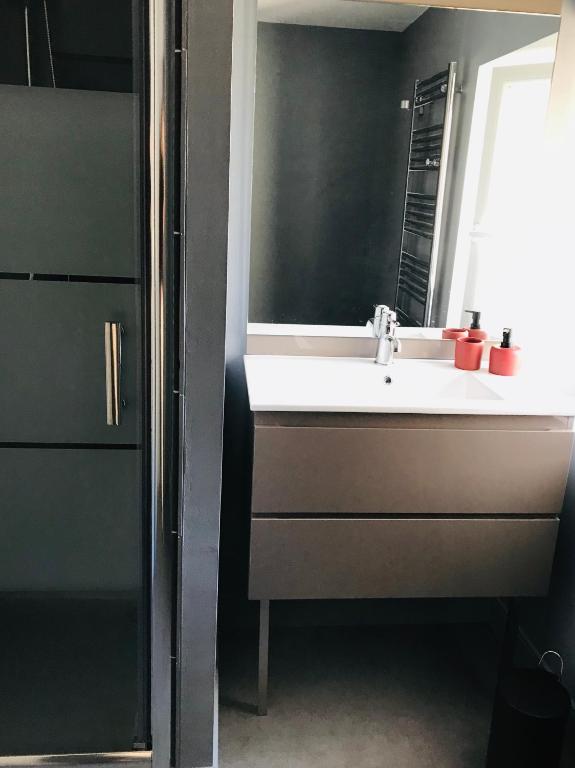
[248,517,558,600]
[252,425,573,517]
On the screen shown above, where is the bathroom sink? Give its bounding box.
[437,375,503,400]
[244,354,575,416]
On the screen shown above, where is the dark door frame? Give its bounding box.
[148,0,175,766]
[150,1,234,767]
[174,1,234,767]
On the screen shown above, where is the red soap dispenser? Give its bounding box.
[489,328,521,376]
[465,310,489,340]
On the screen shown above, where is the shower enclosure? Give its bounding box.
[0,0,174,761]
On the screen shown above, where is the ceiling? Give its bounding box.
[257,0,428,32]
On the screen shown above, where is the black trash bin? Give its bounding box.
[486,652,571,768]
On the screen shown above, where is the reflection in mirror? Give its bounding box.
[248,1,559,334]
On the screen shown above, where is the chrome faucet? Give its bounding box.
[371,305,401,365]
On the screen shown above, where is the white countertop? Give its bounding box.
[244,355,575,417]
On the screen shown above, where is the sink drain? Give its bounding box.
[384,376,392,385]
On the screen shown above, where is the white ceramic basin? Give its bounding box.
[244,355,575,416]
[437,375,502,400]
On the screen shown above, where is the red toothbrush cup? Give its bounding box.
[455,337,484,371]
[443,328,469,340]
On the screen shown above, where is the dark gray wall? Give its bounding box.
[385,7,559,325]
[179,0,233,766]
[219,0,258,635]
[249,23,402,326]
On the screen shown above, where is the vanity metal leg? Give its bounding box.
[258,599,270,716]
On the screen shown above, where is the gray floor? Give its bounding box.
[219,624,498,768]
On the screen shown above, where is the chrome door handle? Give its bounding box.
[104,321,122,426]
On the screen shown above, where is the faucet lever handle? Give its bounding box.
[372,305,390,338]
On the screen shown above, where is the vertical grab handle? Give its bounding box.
[104,321,122,426]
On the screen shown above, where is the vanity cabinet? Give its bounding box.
[250,517,558,600]
[249,412,573,600]
[248,408,573,714]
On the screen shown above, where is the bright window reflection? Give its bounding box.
[449,34,557,344]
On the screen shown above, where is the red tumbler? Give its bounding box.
[442,328,469,340]
[455,337,484,371]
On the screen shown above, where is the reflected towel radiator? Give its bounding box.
[395,62,457,327]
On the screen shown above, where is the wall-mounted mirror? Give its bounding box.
[247,0,559,334]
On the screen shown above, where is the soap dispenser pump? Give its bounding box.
[489,328,521,376]
[465,310,488,340]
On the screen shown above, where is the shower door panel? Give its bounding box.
[0,86,137,278]
[0,0,152,756]
[0,448,147,757]
[0,448,141,593]
[0,281,140,444]
[0,447,143,754]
